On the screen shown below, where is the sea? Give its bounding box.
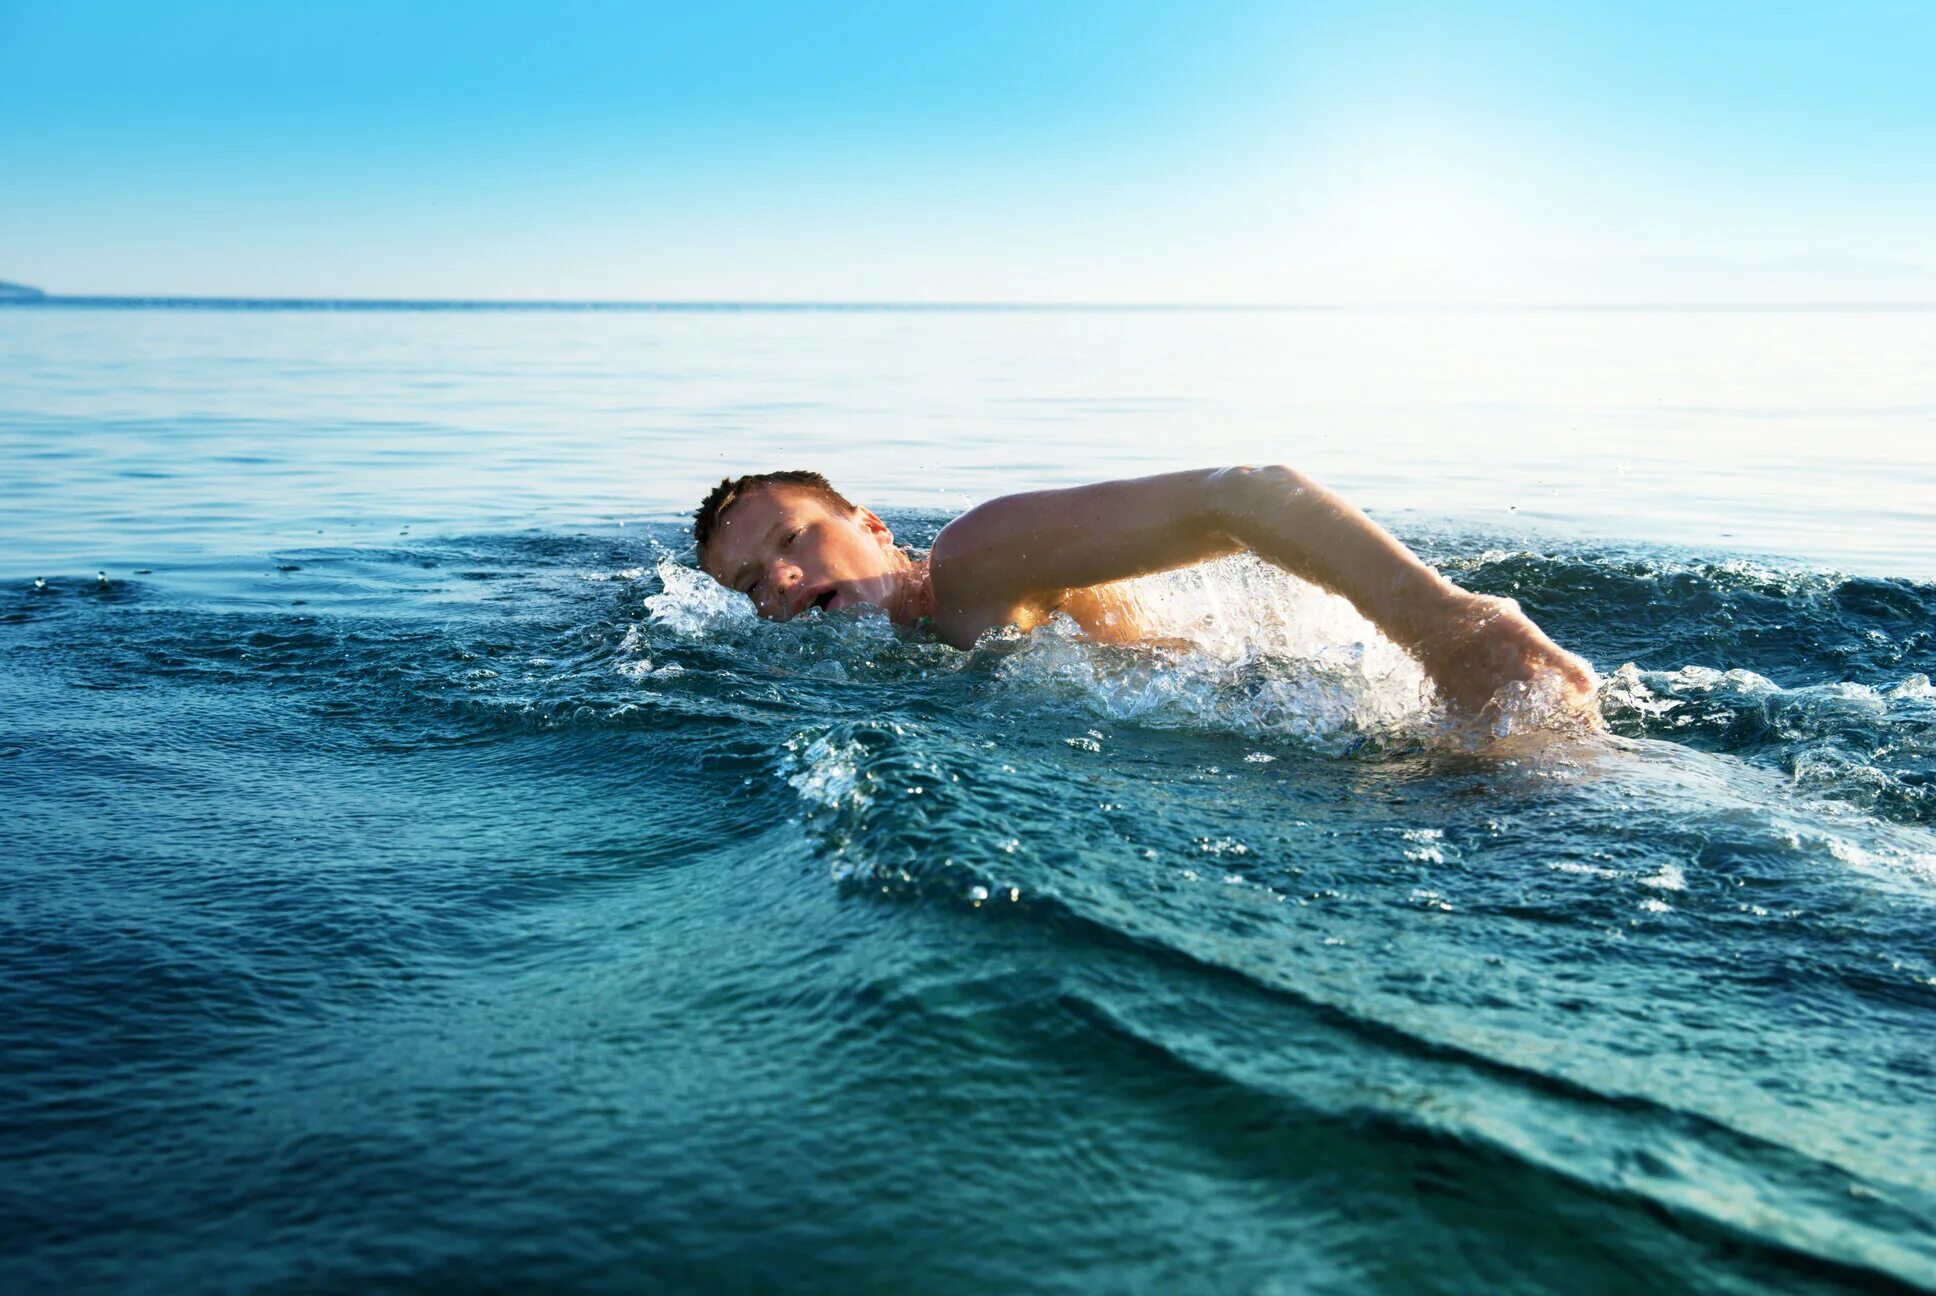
[2,300,1933,1294]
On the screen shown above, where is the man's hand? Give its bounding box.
[1210,465,1600,721]
[1409,591,1602,724]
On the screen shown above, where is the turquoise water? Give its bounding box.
[3,302,1934,1292]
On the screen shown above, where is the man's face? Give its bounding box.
[700,485,901,621]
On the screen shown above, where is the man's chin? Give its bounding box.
[826,594,884,618]
[839,574,901,614]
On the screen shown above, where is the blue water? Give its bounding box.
[3,302,1934,1292]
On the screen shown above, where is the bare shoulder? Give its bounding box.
[927,506,1152,650]
[924,473,1236,647]
[926,505,1032,649]
[925,481,1130,610]
[927,492,1035,571]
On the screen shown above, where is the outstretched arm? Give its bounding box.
[929,465,1597,716]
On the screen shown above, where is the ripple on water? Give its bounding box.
[7,525,1936,1291]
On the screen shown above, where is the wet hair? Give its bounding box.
[693,470,857,558]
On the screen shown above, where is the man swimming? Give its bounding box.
[694,466,1599,721]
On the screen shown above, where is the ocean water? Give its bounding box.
[2,302,1934,1293]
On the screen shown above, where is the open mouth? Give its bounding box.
[811,588,838,613]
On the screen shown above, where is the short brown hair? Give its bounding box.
[693,470,856,557]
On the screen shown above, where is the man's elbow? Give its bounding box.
[1207,463,1317,538]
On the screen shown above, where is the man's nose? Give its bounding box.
[766,561,800,612]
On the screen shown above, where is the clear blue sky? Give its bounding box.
[3,0,1932,300]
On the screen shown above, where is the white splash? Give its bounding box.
[779,731,872,811]
[1637,862,1687,892]
[643,557,756,635]
[989,556,1434,752]
[1551,861,1621,879]
[1889,673,1934,701]
[1402,828,1447,864]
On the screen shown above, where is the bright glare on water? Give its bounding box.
[2,303,1934,1294]
[3,304,1932,578]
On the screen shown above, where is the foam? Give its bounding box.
[780,731,872,812]
[642,551,1600,752]
[986,557,1434,752]
[642,557,756,634]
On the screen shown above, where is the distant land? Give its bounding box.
[0,280,47,299]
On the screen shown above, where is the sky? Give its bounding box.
[2,0,1934,302]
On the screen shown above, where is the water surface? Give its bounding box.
[2,303,1933,1293]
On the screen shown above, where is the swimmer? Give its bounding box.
[694,466,1599,722]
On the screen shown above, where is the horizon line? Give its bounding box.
[4,293,1936,314]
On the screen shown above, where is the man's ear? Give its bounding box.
[856,507,895,550]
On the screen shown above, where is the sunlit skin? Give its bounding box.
[700,487,928,625]
[700,466,1600,723]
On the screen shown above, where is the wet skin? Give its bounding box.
[700,469,1599,724]
[699,487,924,626]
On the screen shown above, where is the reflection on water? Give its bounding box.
[3,303,1933,579]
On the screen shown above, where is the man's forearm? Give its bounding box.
[1210,465,1469,655]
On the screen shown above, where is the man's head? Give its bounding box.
[694,471,907,621]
